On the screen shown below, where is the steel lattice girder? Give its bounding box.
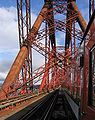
[0,0,87,99]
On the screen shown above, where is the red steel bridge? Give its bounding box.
[0,0,95,120]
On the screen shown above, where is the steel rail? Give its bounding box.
[42,93,57,120]
[0,92,46,110]
[18,90,57,120]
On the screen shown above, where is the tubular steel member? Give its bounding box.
[40,0,56,92]
[89,0,94,19]
[46,0,57,92]
[0,46,28,99]
[39,63,50,92]
[17,0,33,91]
[65,0,73,71]
[64,0,87,97]
[80,10,95,119]
[28,4,48,42]
[71,1,87,32]
[45,0,56,51]
[0,0,88,104]
[0,3,49,99]
[65,0,73,50]
[65,0,87,49]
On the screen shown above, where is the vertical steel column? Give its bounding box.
[45,0,56,51]
[26,0,33,90]
[0,3,48,98]
[72,21,76,95]
[45,20,49,91]
[44,0,57,90]
[71,1,86,32]
[89,0,94,19]
[17,0,32,92]
[44,0,49,92]
[65,0,73,51]
[44,0,47,66]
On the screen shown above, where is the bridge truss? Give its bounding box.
[0,0,87,99]
[2,0,95,116]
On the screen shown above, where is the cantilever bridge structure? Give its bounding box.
[0,0,95,120]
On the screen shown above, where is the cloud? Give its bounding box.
[32,49,45,70]
[0,7,18,50]
[31,11,37,26]
[0,7,37,51]
[0,6,44,85]
[0,60,12,73]
[56,32,65,46]
[0,7,18,81]
[0,49,19,80]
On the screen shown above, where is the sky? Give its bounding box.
[0,0,89,84]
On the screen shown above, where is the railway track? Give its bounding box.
[0,91,46,110]
[17,90,58,120]
[50,90,77,120]
[7,89,77,120]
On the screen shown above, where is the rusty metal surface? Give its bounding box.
[1,1,95,119]
[0,92,51,120]
[71,1,87,32]
[0,0,84,99]
[0,3,48,98]
[0,46,28,98]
